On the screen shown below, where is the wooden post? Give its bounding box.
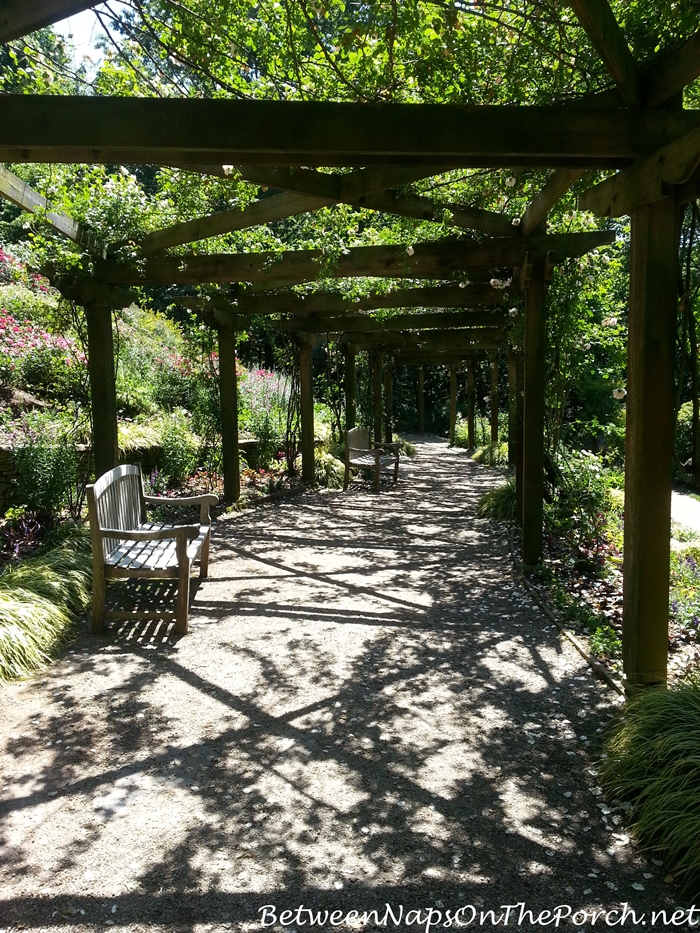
[507,351,517,466]
[372,352,382,445]
[218,326,240,501]
[490,352,499,445]
[515,352,524,524]
[384,360,393,444]
[522,262,547,566]
[299,338,315,483]
[344,346,356,431]
[466,362,476,449]
[418,366,425,433]
[623,197,680,689]
[449,366,457,445]
[85,302,118,479]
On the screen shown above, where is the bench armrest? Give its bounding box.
[144,493,219,522]
[377,442,401,453]
[99,525,200,542]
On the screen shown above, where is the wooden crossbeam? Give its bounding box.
[518,30,700,232]
[276,310,507,333]
[336,329,508,350]
[2,97,700,168]
[236,165,436,200]
[569,0,640,108]
[0,0,96,42]
[0,165,84,244]
[99,231,614,288]
[394,350,497,365]
[177,282,512,317]
[579,127,700,216]
[140,192,332,254]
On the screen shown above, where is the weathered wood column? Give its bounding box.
[384,359,393,444]
[85,301,118,479]
[522,262,547,565]
[490,352,499,444]
[466,362,476,448]
[299,337,315,483]
[623,198,680,689]
[218,326,240,501]
[372,352,383,445]
[344,346,357,432]
[449,366,457,445]
[418,366,425,432]
[507,351,517,466]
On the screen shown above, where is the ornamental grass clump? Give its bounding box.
[476,478,516,521]
[471,442,509,466]
[0,523,92,681]
[600,679,700,900]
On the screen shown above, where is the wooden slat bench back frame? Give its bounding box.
[344,426,400,494]
[87,464,218,634]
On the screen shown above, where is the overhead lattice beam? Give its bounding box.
[276,310,508,333]
[569,0,640,108]
[0,0,96,42]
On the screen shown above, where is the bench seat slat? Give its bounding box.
[105,522,208,573]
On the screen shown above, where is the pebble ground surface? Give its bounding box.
[0,438,690,932]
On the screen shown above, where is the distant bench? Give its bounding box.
[344,427,400,493]
[87,464,218,635]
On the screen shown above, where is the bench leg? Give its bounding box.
[176,560,191,634]
[92,562,106,634]
[373,467,380,494]
[199,532,210,579]
[393,458,399,483]
[343,463,350,491]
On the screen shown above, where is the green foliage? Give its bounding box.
[676,401,694,469]
[476,478,516,521]
[0,523,92,681]
[156,410,199,486]
[590,623,622,658]
[601,678,700,900]
[471,442,509,466]
[670,547,700,634]
[394,435,416,457]
[315,450,344,489]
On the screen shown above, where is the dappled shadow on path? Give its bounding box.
[0,437,678,930]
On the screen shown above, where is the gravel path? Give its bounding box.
[0,438,684,931]
[672,490,700,534]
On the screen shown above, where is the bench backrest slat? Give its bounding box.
[88,465,145,560]
[346,427,370,453]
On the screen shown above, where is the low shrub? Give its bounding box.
[476,478,516,521]
[471,442,509,466]
[315,449,344,489]
[600,679,700,900]
[0,522,91,681]
[157,410,199,486]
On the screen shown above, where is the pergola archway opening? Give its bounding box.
[2,1,700,693]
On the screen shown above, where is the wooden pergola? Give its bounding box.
[2,1,700,692]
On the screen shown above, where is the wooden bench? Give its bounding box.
[344,426,400,493]
[87,464,218,635]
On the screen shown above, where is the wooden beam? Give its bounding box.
[0,0,96,42]
[298,338,315,483]
[140,192,332,254]
[344,347,356,431]
[466,363,476,448]
[372,353,382,445]
[490,352,499,445]
[350,189,516,237]
[228,283,515,317]
[277,310,508,334]
[418,367,425,433]
[579,127,700,217]
[518,30,700,235]
[2,97,700,168]
[218,327,240,502]
[98,231,615,288]
[384,362,393,444]
[84,302,118,479]
[520,169,584,235]
[569,0,640,108]
[0,165,88,245]
[396,351,493,366]
[449,366,458,446]
[237,165,438,200]
[622,197,680,689]
[340,329,508,351]
[521,262,547,566]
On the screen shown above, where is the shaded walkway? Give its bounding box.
[0,439,680,930]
